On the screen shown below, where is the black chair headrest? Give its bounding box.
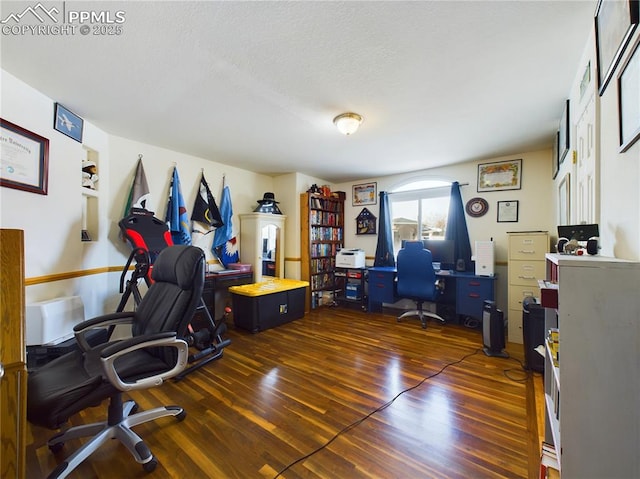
[402,241,424,250]
[151,245,204,289]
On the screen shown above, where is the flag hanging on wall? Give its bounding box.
[123,156,151,216]
[191,172,223,232]
[165,166,191,245]
[212,181,239,267]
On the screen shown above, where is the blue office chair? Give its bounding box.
[396,241,445,328]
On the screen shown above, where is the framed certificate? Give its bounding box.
[497,200,519,223]
[0,118,49,195]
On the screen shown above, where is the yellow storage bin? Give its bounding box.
[229,279,309,333]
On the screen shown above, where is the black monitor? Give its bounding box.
[557,223,599,241]
[422,239,455,269]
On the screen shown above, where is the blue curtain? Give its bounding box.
[374,191,395,267]
[445,181,472,271]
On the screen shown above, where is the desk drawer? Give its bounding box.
[456,277,494,319]
[508,234,548,260]
[367,269,395,303]
[508,284,540,311]
[508,260,546,287]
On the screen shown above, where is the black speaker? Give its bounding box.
[482,300,507,357]
[456,258,465,271]
[587,239,598,255]
[522,297,544,372]
[557,238,568,253]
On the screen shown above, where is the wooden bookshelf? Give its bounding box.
[300,191,345,309]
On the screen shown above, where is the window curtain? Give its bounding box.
[374,191,395,267]
[445,181,472,271]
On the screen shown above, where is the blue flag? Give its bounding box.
[212,184,239,267]
[165,167,191,245]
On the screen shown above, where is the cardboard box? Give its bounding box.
[229,279,309,333]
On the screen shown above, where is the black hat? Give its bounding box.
[254,192,282,214]
[257,192,279,204]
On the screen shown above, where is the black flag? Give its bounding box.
[191,173,223,229]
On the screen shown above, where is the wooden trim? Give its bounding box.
[25,266,126,286]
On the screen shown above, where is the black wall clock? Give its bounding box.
[465,197,489,217]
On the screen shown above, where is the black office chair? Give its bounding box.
[396,241,445,329]
[27,245,205,479]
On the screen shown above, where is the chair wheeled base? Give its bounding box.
[397,301,445,329]
[46,393,185,479]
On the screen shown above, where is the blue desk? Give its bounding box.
[367,266,496,322]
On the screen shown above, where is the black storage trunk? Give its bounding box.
[229,280,307,333]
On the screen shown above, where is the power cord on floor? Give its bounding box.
[272,348,482,478]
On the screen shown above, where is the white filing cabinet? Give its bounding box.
[507,231,549,343]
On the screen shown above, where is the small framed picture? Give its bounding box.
[54,103,83,143]
[558,100,570,164]
[618,38,640,152]
[477,159,522,192]
[352,182,377,206]
[497,200,519,223]
[595,0,639,95]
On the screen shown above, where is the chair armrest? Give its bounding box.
[73,312,135,352]
[99,332,189,392]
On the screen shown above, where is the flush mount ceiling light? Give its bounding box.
[333,112,363,135]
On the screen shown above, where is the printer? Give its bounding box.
[336,248,366,268]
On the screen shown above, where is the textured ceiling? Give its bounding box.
[1,1,595,182]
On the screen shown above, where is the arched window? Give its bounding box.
[389,179,451,255]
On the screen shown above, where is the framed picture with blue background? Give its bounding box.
[54,103,83,143]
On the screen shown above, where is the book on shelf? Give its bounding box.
[540,441,560,478]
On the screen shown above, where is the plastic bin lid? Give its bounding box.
[228,278,309,297]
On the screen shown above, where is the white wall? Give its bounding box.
[3,16,639,322]
[334,149,555,315]
[105,135,275,266]
[597,29,640,259]
[0,70,277,320]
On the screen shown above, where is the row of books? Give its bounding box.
[539,441,559,478]
[310,226,343,241]
[547,327,559,367]
[310,257,335,274]
[310,243,341,258]
[310,210,342,226]
[310,197,342,212]
[310,273,334,291]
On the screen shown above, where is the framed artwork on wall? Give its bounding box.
[559,173,571,226]
[497,200,519,223]
[558,99,570,165]
[595,0,639,95]
[477,159,522,192]
[618,38,640,152]
[54,103,84,143]
[0,118,49,195]
[356,207,377,235]
[552,130,560,179]
[352,182,377,206]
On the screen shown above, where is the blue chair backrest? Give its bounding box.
[396,241,437,300]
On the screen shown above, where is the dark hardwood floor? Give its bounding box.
[26,308,543,479]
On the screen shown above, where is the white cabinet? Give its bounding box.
[239,213,286,283]
[507,232,549,343]
[542,253,640,478]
